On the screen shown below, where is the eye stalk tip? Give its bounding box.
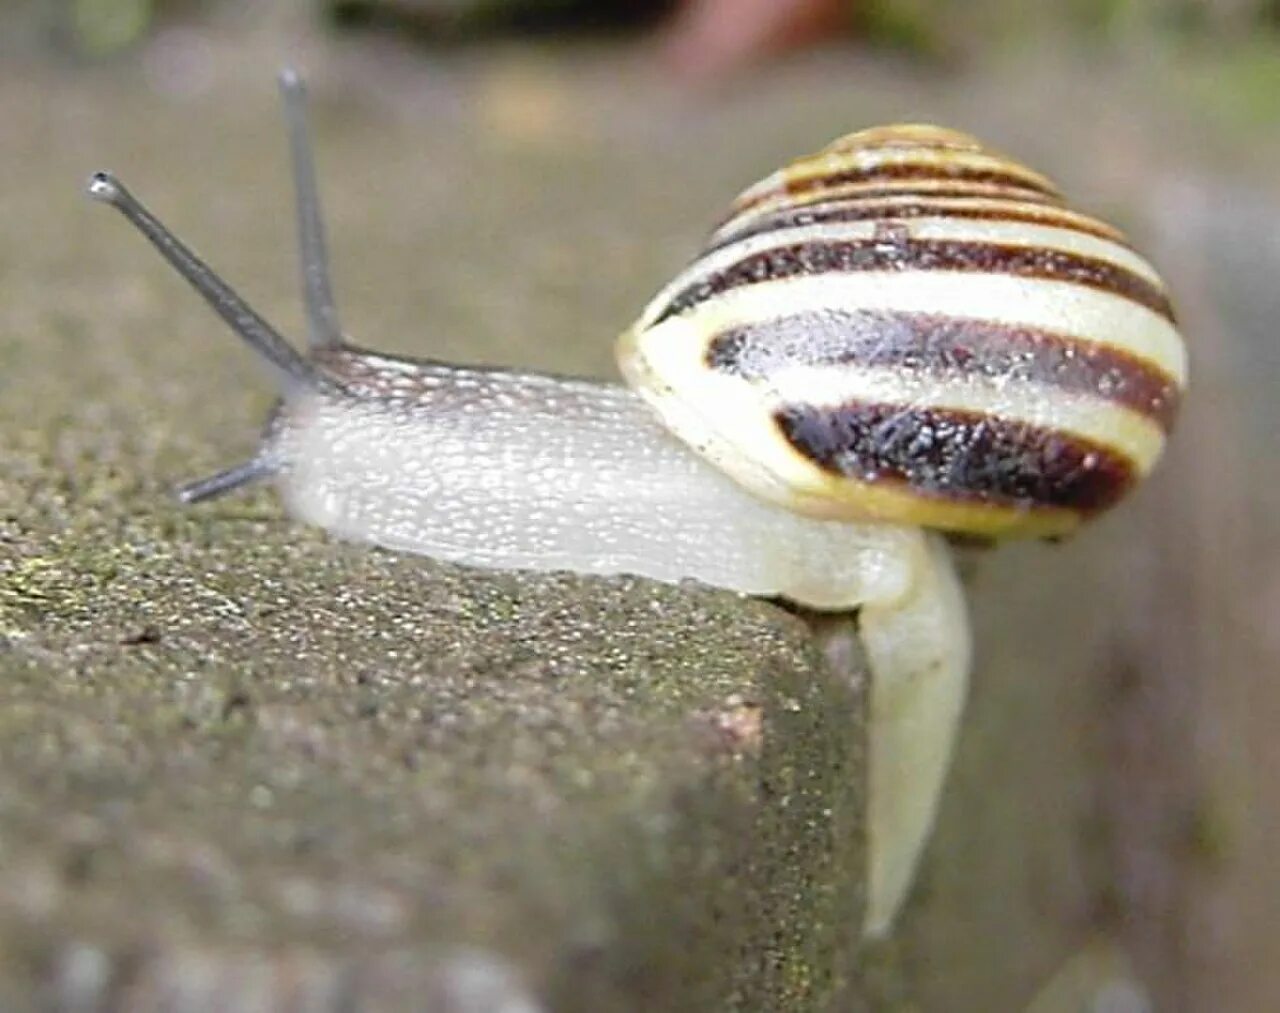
[277,66,305,95]
[86,170,122,204]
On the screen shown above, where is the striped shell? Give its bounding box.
[617,124,1186,539]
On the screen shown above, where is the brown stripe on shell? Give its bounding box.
[649,238,1175,326]
[713,183,1068,233]
[733,161,1062,217]
[707,197,1128,253]
[706,310,1181,431]
[786,183,1065,206]
[774,401,1136,514]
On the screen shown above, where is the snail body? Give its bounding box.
[87,75,1183,940]
[277,350,930,612]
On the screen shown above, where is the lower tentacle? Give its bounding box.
[175,457,277,504]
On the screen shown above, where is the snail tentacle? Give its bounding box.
[278,68,344,351]
[174,456,277,504]
[86,165,339,500]
[85,171,336,397]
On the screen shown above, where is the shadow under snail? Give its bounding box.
[86,71,1186,939]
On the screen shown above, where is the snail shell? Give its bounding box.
[619,124,1187,539]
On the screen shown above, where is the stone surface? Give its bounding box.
[1,12,1277,1011]
[0,41,869,1012]
[0,525,864,1009]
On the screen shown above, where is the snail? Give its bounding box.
[86,72,1186,939]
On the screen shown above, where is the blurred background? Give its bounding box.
[1,1,1277,1009]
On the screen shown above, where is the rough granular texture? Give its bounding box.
[0,60,868,1010]
[0,505,865,1009]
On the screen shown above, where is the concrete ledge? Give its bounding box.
[0,488,866,1009]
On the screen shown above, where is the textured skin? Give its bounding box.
[276,353,920,612]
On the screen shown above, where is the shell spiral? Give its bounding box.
[617,124,1187,539]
